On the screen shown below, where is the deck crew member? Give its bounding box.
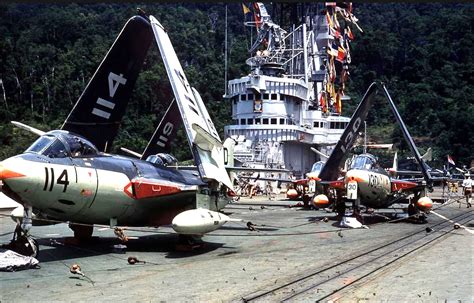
[462,174,472,208]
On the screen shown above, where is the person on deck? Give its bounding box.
[462,174,472,208]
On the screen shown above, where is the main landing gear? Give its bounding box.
[2,205,39,257]
[335,197,364,224]
[406,202,427,224]
[175,234,205,252]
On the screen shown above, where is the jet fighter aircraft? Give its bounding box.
[311,83,434,221]
[0,14,242,256]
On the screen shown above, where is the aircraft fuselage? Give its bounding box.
[1,151,205,227]
[344,169,392,207]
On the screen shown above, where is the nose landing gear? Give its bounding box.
[1,205,39,257]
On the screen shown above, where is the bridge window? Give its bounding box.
[280,118,285,124]
[248,93,254,100]
[271,118,277,125]
[263,93,269,100]
[271,94,278,100]
[240,94,246,101]
[240,119,246,125]
[263,118,269,124]
[247,118,254,125]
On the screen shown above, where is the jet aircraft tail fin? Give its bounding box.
[141,99,181,160]
[318,82,379,181]
[150,16,233,190]
[62,15,153,152]
[421,147,432,162]
[388,151,398,177]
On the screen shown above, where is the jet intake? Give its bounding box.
[172,209,235,235]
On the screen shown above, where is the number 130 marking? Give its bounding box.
[43,167,69,192]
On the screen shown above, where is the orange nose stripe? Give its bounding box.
[0,165,25,180]
[346,175,364,183]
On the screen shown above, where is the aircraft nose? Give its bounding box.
[0,161,25,180]
[345,171,364,183]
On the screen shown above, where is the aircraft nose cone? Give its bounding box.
[0,163,5,180]
[0,162,25,180]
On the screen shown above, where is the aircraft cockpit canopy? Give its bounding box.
[311,161,324,174]
[146,153,178,166]
[350,154,378,170]
[25,130,99,158]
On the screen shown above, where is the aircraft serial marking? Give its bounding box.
[92,72,127,119]
[43,167,69,192]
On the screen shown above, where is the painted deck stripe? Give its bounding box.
[431,210,474,234]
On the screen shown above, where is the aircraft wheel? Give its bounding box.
[2,234,39,257]
[175,234,204,251]
[27,236,39,258]
[407,203,417,216]
[69,223,93,240]
[302,194,311,208]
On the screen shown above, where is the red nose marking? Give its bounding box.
[0,164,25,180]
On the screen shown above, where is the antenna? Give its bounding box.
[364,121,367,154]
[224,4,228,96]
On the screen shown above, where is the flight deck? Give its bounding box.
[1,187,472,302]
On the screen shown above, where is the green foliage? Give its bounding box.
[0,3,472,168]
[347,3,473,167]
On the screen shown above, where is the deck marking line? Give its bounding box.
[431,210,474,234]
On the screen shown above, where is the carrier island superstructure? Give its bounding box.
[224,3,360,177]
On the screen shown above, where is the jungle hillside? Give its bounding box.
[0,3,472,168]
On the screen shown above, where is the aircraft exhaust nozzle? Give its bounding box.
[171,209,232,235]
[415,196,433,212]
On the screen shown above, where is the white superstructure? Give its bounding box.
[224,3,353,177]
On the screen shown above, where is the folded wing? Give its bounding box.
[150,16,233,189]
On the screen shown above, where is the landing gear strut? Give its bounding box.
[352,197,364,224]
[175,234,205,252]
[407,202,427,224]
[335,200,346,220]
[1,205,39,257]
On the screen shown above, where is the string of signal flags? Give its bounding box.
[321,2,363,115]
